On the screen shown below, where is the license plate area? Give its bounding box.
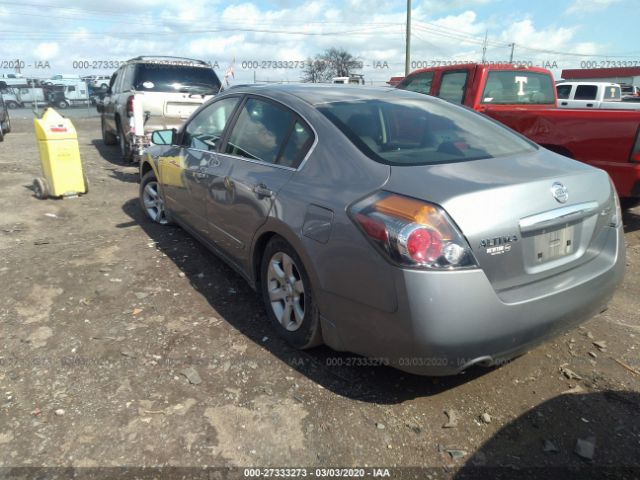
[533,224,575,263]
[165,103,200,119]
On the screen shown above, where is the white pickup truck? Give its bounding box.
[556,81,640,110]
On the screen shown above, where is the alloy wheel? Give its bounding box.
[267,252,305,331]
[142,181,168,224]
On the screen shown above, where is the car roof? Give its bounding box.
[224,83,421,106]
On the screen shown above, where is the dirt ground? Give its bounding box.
[1,116,639,479]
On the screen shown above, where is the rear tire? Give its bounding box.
[6,101,18,109]
[119,122,133,162]
[0,124,4,142]
[260,237,323,349]
[5,117,10,133]
[58,100,69,109]
[101,117,117,145]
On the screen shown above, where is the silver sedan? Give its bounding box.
[139,84,625,375]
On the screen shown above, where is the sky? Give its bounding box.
[0,0,638,84]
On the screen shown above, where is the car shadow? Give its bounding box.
[453,391,640,479]
[121,198,492,403]
[622,206,640,234]
[91,139,124,166]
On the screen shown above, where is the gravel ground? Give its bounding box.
[0,117,639,479]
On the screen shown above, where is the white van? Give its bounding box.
[556,81,640,110]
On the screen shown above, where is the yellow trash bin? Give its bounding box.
[33,108,88,199]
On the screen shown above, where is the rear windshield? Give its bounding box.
[133,64,221,94]
[481,71,555,105]
[318,96,536,166]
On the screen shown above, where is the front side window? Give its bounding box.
[437,71,468,104]
[183,96,240,151]
[397,72,434,95]
[556,84,572,99]
[482,71,555,104]
[225,98,312,167]
[318,96,536,166]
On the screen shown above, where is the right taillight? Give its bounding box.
[349,192,477,270]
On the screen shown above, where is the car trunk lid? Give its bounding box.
[384,149,614,294]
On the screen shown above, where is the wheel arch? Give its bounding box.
[250,220,321,295]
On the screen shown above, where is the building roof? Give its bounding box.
[561,67,640,79]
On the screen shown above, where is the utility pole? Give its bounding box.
[405,0,411,76]
[481,30,488,63]
[509,43,515,63]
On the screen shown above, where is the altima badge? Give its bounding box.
[551,182,569,203]
[480,235,518,255]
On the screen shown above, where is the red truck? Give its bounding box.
[396,63,640,202]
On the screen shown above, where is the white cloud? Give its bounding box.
[34,42,60,60]
[0,1,613,83]
[565,0,621,14]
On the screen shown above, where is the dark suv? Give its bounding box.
[98,56,221,161]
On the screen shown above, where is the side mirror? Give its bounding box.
[151,129,175,146]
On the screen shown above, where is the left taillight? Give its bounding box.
[349,192,477,270]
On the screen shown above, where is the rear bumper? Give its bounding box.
[320,226,625,375]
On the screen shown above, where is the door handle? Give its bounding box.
[253,183,274,197]
[561,101,568,106]
[586,103,593,107]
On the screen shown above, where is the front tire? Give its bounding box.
[58,100,69,109]
[260,237,322,349]
[6,101,18,109]
[139,171,170,225]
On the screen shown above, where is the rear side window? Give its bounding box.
[225,98,313,168]
[603,85,621,100]
[183,96,240,151]
[574,85,598,100]
[397,72,434,95]
[482,71,555,104]
[556,84,572,99]
[437,71,467,104]
[133,63,221,94]
[318,96,536,166]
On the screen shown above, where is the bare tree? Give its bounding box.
[301,48,362,82]
[301,57,332,83]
